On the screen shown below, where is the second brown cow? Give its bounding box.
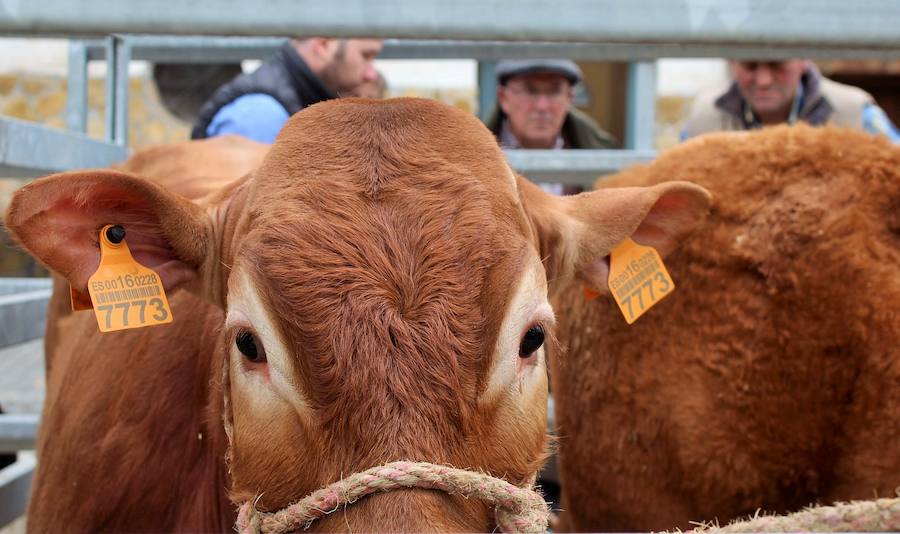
[551,125,900,531]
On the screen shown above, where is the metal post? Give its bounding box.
[113,37,131,146]
[0,415,39,453]
[81,36,900,63]
[65,40,89,133]
[1,1,899,50]
[0,456,36,528]
[625,60,657,150]
[104,36,118,143]
[0,118,130,177]
[477,61,497,122]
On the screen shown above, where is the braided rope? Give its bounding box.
[690,497,900,533]
[235,461,549,534]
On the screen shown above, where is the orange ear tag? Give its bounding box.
[70,285,93,311]
[607,238,675,325]
[85,225,174,332]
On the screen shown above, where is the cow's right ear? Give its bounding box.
[5,170,213,299]
[518,175,712,297]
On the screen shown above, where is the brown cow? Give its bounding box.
[550,125,900,532]
[5,98,710,532]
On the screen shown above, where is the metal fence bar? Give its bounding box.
[0,416,38,454]
[1,1,900,50]
[504,149,656,186]
[0,117,129,178]
[0,289,50,348]
[625,61,657,150]
[113,37,131,146]
[81,36,900,63]
[477,61,497,121]
[0,278,51,297]
[378,39,900,61]
[0,456,35,528]
[65,41,89,133]
[103,36,118,143]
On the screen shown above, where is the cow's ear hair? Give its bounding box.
[517,176,712,296]
[5,170,211,297]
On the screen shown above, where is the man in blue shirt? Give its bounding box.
[681,60,900,143]
[192,38,382,143]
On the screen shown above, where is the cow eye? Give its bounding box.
[235,330,266,363]
[519,325,545,358]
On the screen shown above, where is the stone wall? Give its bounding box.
[0,73,190,147]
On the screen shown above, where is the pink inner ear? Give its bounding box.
[9,174,195,293]
[632,190,708,257]
[650,191,691,213]
[579,255,612,293]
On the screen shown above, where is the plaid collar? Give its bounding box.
[500,119,565,149]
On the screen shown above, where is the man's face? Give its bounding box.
[498,73,573,149]
[351,72,386,99]
[320,39,383,96]
[731,60,806,117]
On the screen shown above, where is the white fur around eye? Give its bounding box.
[482,253,554,404]
[226,267,311,418]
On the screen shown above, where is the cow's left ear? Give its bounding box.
[518,176,712,296]
[5,169,212,298]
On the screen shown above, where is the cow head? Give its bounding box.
[5,98,710,531]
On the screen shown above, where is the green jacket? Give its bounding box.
[484,106,618,149]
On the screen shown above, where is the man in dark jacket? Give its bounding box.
[484,59,617,150]
[192,38,382,143]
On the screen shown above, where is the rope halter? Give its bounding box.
[235,460,549,534]
[690,497,900,533]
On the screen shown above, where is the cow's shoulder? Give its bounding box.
[34,287,228,531]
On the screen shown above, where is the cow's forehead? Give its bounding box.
[239,163,532,358]
[222,100,540,409]
[229,98,534,319]
[251,97,521,209]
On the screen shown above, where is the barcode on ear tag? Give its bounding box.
[86,225,174,332]
[607,238,674,324]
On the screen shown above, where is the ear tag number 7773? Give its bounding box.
[86,225,174,332]
[607,238,675,324]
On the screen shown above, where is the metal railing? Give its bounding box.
[2,0,899,50]
[67,36,659,158]
[0,279,49,526]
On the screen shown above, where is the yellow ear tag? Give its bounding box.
[69,285,93,311]
[86,225,174,332]
[607,238,675,324]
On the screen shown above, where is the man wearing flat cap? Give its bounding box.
[485,59,617,152]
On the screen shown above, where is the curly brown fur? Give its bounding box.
[551,125,900,531]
